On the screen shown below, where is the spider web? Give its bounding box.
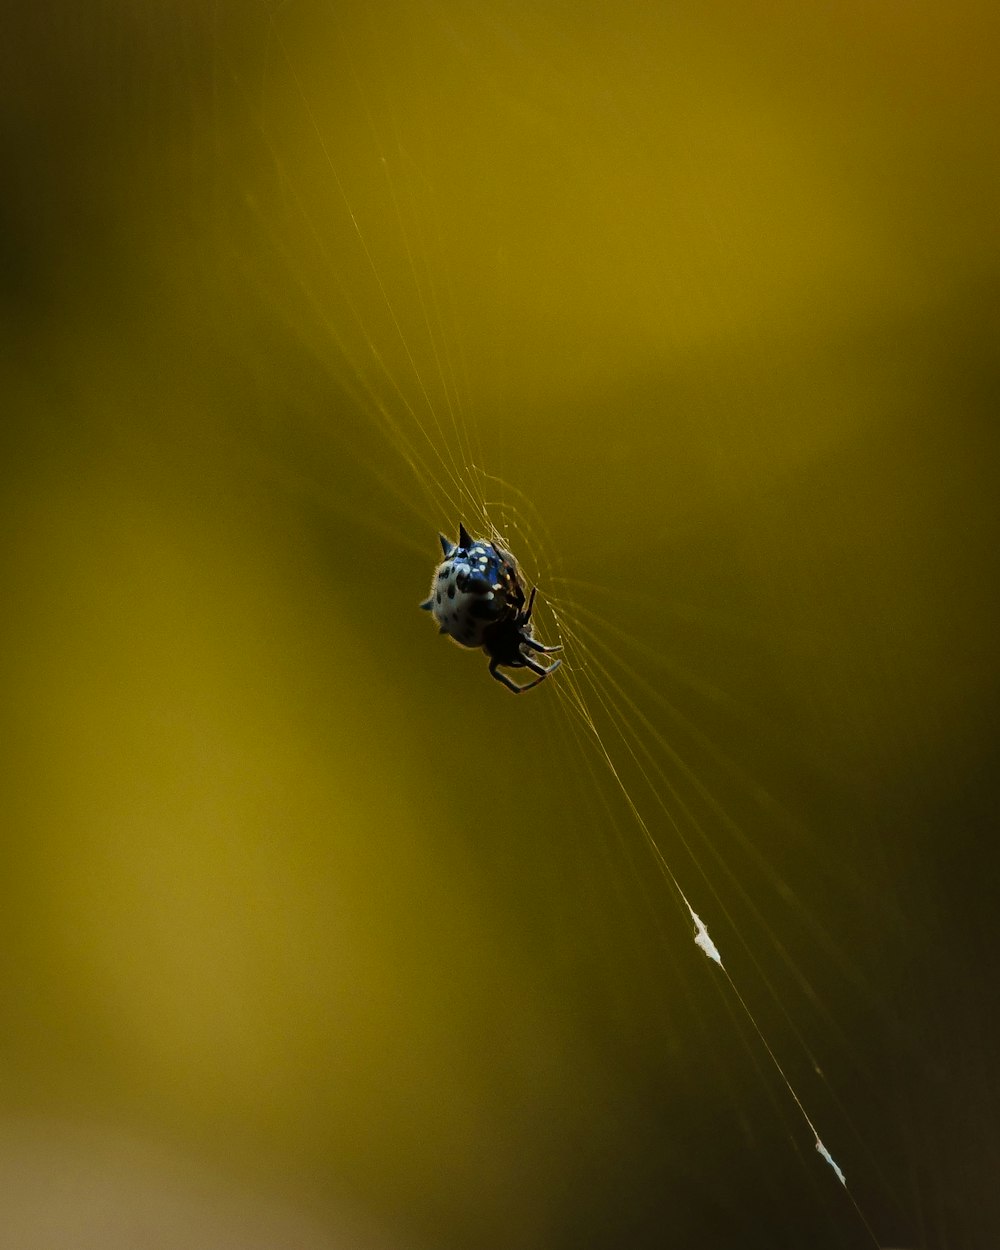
[193,5,1000,1248]
[7,3,998,1249]
[207,6,899,1245]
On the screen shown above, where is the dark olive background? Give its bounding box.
[3,4,999,1248]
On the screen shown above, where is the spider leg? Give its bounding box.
[488,657,526,694]
[519,589,561,651]
[522,655,562,679]
[513,657,562,692]
[521,636,562,654]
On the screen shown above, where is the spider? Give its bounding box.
[420,523,562,693]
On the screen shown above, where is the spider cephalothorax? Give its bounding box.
[420,523,562,693]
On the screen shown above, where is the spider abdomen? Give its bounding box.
[428,561,500,648]
[425,533,518,649]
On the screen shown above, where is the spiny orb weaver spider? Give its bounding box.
[420,523,562,694]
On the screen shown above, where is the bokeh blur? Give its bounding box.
[3,3,999,1248]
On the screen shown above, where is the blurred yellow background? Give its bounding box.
[3,3,999,1247]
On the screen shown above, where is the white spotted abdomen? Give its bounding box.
[428,557,496,649]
